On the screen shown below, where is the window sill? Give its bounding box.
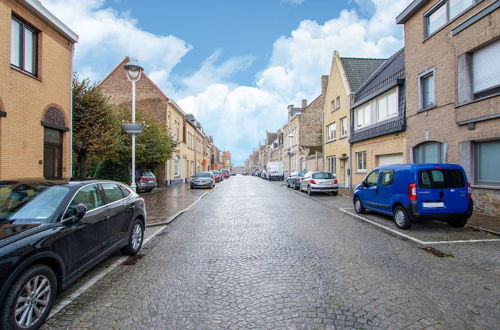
[10,65,40,81]
[471,184,500,190]
[325,139,337,144]
[417,104,437,113]
[356,170,367,174]
[339,135,347,140]
[456,91,500,108]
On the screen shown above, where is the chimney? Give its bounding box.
[301,99,307,108]
[321,75,329,95]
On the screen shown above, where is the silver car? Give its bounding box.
[190,172,215,189]
[300,171,338,196]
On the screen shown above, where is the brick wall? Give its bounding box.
[0,0,74,179]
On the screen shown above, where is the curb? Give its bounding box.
[465,224,500,236]
[146,191,210,227]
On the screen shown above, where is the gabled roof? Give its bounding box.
[340,57,386,93]
[353,48,405,104]
[99,56,170,101]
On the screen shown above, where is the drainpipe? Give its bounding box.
[348,93,353,191]
[69,44,75,179]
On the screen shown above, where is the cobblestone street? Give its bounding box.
[45,176,500,329]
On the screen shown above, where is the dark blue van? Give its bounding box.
[353,164,473,229]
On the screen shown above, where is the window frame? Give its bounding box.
[474,139,500,187]
[101,183,125,204]
[424,0,478,38]
[413,141,445,163]
[356,151,367,173]
[340,117,347,138]
[418,68,436,111]
[11,15,38,76]
[380,170,395,187]
[62,183,106,221]
[327,156,336,175]
[326,122,337,142]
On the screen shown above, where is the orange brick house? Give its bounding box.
[0,0,78,179]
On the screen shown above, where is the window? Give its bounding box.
[340,117,347,137]
[356,151,367,172]
[475,140,500,186]
[336,96,340,109]
[101,183,124,203]
[300,158,305,171]
[472,40,500,97]
[414,141,445,163]
[330,100,335,112]
[326,122,336,142]
[65,184,104,218]
[380,170,395,186]
[418,69,435,110]
[11,17,37,75]
[174,157,180,177]
[354,103,371,129]
[328,156,336,175]
[425,0,475,37]
[365,170,379,187]
[418,169,465,188]
[354,89,398,130]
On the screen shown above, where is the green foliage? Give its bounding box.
[72,74,116,176]
[94,159,130,183]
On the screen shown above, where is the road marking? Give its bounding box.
[339,208,500,245]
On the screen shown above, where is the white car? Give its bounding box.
[300,171,339,196]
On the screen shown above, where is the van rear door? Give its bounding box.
[417,167,468,214]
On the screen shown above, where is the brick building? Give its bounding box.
[323,52,384,192]
[397,0,500,216]
[282,76,328,174]
[0,0,78,180]
[350,48,406,186]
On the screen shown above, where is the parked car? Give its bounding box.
[353,164,473,229]
[135,169,156,193]
[190,172,215,189]
[266,161,285,181]
[260,170,268,179]
[230,171,237,176]
[286,170,308,190]
[0,178,146,330]
[211,170,222,182]
[221,169,230,179]
[300,171,339,196]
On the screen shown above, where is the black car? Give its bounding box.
[0,178,146,330]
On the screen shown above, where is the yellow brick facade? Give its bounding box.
[0,0,75,180]
[323,52,351,188]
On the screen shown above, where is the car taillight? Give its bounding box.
[139,177,148,182]
[333,179,338,184]
[467,183,472,199]
[408,183,417,201]
[310,179,317,184]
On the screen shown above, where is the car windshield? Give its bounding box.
[0,182,70,224]
[196,172,212,178]
[312,172,334,179]
[298,171,308,177]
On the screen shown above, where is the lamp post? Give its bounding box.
[123,61,144,192]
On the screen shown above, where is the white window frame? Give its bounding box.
[327,156,336,175]
[424,0,477,37]
[340,117,347,137]
[356,151,367,173]
[418,68,436,111]
[326,122,337,142]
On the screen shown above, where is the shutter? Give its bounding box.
[472,40,500,93]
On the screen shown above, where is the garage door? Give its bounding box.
[377,153,403,166]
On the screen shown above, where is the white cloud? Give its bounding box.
[179,0,411,165]
[41,0,192,85]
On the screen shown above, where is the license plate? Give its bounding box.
[423,202,445,208]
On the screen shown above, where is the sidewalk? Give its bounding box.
[139,183,208,226]
[467,213,500,235]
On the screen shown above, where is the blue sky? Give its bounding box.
[43,0,411,166]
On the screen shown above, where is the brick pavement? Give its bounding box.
[44,176,500,329]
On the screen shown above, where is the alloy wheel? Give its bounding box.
[15,275,51,328]
[131,223,143,251]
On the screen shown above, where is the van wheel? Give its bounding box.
[354,197,366,214]
[393,206,412,229]
[448,217,468,227]
[0,264,57,330]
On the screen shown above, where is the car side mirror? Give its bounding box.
[74,203,87,219]
[362,181,368,187]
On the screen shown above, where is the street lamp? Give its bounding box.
[122,61,144,192]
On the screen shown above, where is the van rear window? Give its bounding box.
[418,169,465,189]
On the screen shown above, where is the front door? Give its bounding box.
[344,158,350,188]
[43,128,63,179]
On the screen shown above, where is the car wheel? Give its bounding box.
[447,217,468,227]
[332,191,338,196]
[121,219,144,256]
[307,186,313,196]
[0,264,57,330]
[354,197,366,214]
[393,206,412,229]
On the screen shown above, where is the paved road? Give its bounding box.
[45,176,499,329]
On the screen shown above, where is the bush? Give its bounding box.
[94,159,129,184]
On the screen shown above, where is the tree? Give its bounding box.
[111,105,178,169]
[72,74,116,177]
